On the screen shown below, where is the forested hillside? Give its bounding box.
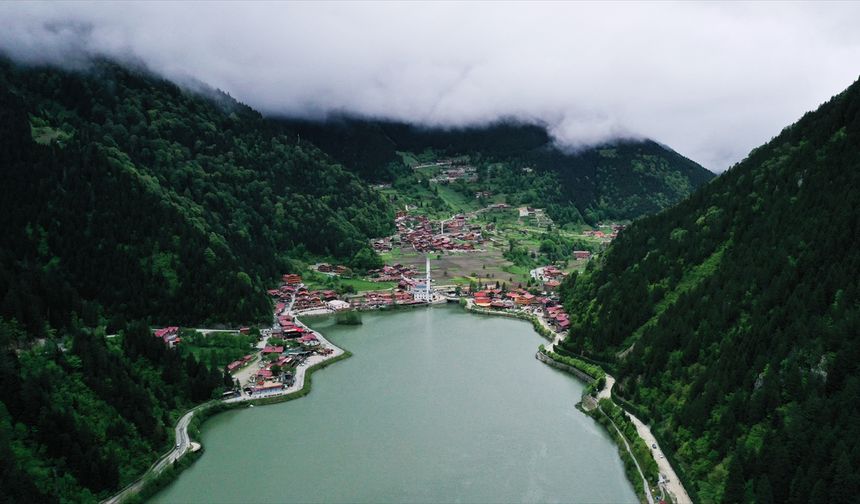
[0,58,393,329]
[279,117,714,224]
[0,58,393,502]
[558,78,860,502]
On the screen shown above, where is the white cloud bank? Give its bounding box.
[1,1,859,171]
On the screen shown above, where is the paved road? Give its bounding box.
[595,374,689,504]
[628,413,692,504]
[598,403,656,504]
[102,407,200,504]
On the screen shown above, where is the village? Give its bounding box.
[147,191,626,404]
[371,211,489,253]
[150,251,575,403]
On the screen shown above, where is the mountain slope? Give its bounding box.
[558,78,860,502]
[0,58,393,330]
[278,117,714,224]
[0,59,393,502]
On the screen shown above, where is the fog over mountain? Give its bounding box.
[2,1,858,171]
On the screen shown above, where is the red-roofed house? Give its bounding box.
[153,327,180,347]
[283,274,302,285]
[299,334,319,346]
[252,382,285,394]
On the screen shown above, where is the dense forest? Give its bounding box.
[0,57,396,502]
[558,77,860,502]
[278,116,714,224]
[0,318,228,503]
[0,57,393,330]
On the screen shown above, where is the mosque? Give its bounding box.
[412,255,434,302]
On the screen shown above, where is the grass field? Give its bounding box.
[179,331,256,369]
[30,124,72,145]
[435,185,483,214]
[304,271,397,293]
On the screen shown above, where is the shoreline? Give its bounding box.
[466,301,690,504]
[537,344,691,503]
[102,311,351,504]
[224,314,345,403]
[107,300,688,504]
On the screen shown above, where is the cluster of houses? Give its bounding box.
[392,214,484,253]
[518,206,553,226]
[371,237,393,253]
[367,263,417,282]
[271,312,312,339]
[573,250,592,260]
[267,273,342,314]
[531,265,569,291]
[583,224,625,241]
[428,165,478,184]
[153,326,181,348]
[226,354,255,373]
[315,263,351,275]
[473,288,545,310]
[545,305,571,331]
[353,289,426,308]
[470,289,571,332]
[247,349,299,395]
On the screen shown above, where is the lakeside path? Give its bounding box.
[102,404,206,504]
[102,295,346,504]
[464,298,691,504]
[598,374,691,504]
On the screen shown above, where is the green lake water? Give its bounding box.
[153,305,637,503]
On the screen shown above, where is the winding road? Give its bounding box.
[102,406,204,504]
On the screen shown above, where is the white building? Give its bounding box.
[412,255,434,302]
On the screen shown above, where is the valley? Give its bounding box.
[0,36,857,504]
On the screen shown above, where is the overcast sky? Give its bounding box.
[2,2,859,172]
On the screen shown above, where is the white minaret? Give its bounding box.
[425,254,431,288]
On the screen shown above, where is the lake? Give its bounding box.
[153,304,636,503]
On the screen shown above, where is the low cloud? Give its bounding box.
[1,2,859,171]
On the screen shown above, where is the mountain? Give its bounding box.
[557,78,860,502]
[278,116,715,224]
[0,58,393,331]
[0,58,395,502]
